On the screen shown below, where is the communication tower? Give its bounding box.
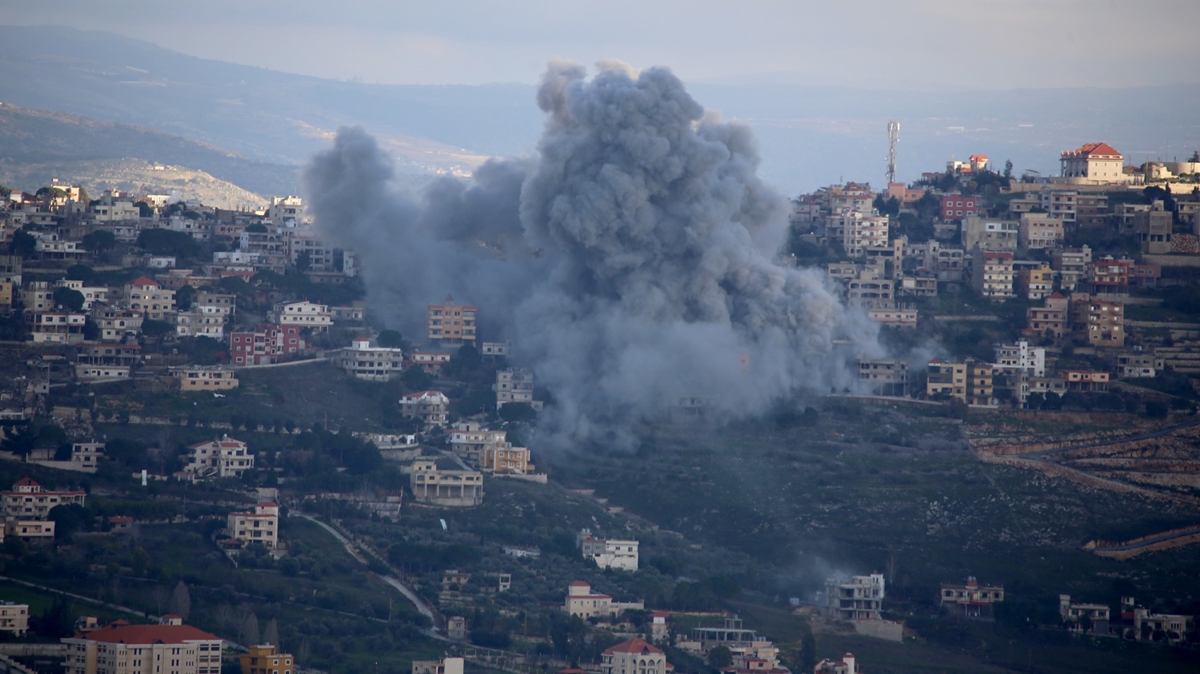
[886,120,900,185]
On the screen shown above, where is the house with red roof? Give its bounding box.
[1,477,86,520]
[61,617,223,674]
[122,275,176,321]
[601,638,672,674]
[1060,142,1129,184]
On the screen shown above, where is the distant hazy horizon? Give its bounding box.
[4,1,1200,90]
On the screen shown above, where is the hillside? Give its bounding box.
[0,102,296,197]
[0,157,266,210]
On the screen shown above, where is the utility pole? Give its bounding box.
[887,120,900,185]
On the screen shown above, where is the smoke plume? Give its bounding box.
[304,61,881,450]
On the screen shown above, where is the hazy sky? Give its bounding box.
[5,0,1200,89]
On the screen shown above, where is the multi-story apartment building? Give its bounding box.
[1060,370,1111,393]
[123,277,176,321]
[334,337,404,381]
[409,459,483,507]
[496,368,535,409]
[1116,350,1163,379]
[184,436,254,479]
[1,478,86,520]
[240,644,294,674]
[1018,213,1063,250]
[29,311,86,343]
[270,301,331,331]
[939,194,982,222]
[1017,264,1054,301]
[1059,595,1110,634]
[846,275,895,310]
[963,218,1019,252]
[447,422,509,463]
[72,442,104,470]
[1074,296,1125,348]
[479,445,535,475]
[1088,256,1133,294]
[856,359,909,397]
[600,639,666,674]
[0,602,28,636]
[940,577,1004,618]
[970,251,1014,299]
[1051,246,1092,292]
[229,324,306,366]
[1027,293,1069,339]
[564,582,645,619]
[1135,201,1173,254]
[93,306,143,342]
[825,574,885,621]
[61,619,224,674]
[227,502,279,550]
[841,213,889,258]
[399,390,450,428]
[927,358,993,405]
[427,299,476,347]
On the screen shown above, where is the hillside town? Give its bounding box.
[0,141,1199,674]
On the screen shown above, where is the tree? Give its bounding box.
[707,646,733,669]
[9,230,37,258]
[262,618,279,647]
[53,287,86,312]
[66,264,96,283]
[141,319,173,338]
[135,201,154,217]
[499,402,537,422]
[0,424,36,459]
[239,610,260,646]
[176,285,197,312]
[169,580,192,620]
[82,230,117,255]
[402,366,433,391]
[295,250,312,273]
[136,228,201,259]
[1190,150,1199,163]
[378,329,405,349]
[1004,159,1014,179]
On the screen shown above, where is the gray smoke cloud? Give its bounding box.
[304,60,882,450]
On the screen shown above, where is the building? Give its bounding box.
[1060,142,1126,183]
[410,459,483,507]
[578,529,639,571]
[227,502,279,550]
[123,277,176,321]
[400,390,450,428]
[940,577,1004,618]
[1135,201,1173,254]
[62,619,224,674]
[1,478,86,520]
[93,307,144,342]
[1017,264,1054,301]
[479,445,535,475]
[1059,370,1111,393]
[448,422,509,463]
[1059,595,1110,634]
[496,368,535,409]
[240,644,293,674]
[856,359,909,397]
[408,349,452,374]
[601,638,667,674]
[970,251,1014,299]
[927,359,993,406]
[841,213,889,258]
[939,194,982,222]
[29,311,87,344]
[229,324,306,366]
[413,657,464,674]
[334,337,405,381]
[427,299,477,347]
[1117,350,1163,379]
[963,217,1018,252]
[72,442,105,470]
[270,301,332,331]
[184,436,255,479]
[171,366,239,392]
[1051,247,1092,292]
[1088,256,1134,295]
[813,654,858,674]
[0,602,28,636]
[1133,607,1195,643]
[1078,297,1125,348]
[824,574,885,622]
[1027,293,1069,339]
[1018,213,1063,250]
[564,582,645,619]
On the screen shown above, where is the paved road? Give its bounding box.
[291,513,435,621]
[1021,420,1200,460]
[1090,525,1200,553]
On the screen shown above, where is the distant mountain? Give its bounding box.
[0,103,298,198]
[2,25,1199,194]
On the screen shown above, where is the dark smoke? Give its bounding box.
[304,60,882,450]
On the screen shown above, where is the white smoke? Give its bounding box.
[304,61,881,451]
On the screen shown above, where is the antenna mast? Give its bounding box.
[886,120,900,185]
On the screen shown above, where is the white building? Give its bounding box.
[600,638,666,674]
[1060,142,1127,183]
[0,602,28,636]
[334,337,405,381]
[400,390,450,428]
[184,436,254,479]
[496,368,535,410]
[578,529,639,571]
[824,574,885,622]
[270,301,332,331]
[227,502,279,550]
